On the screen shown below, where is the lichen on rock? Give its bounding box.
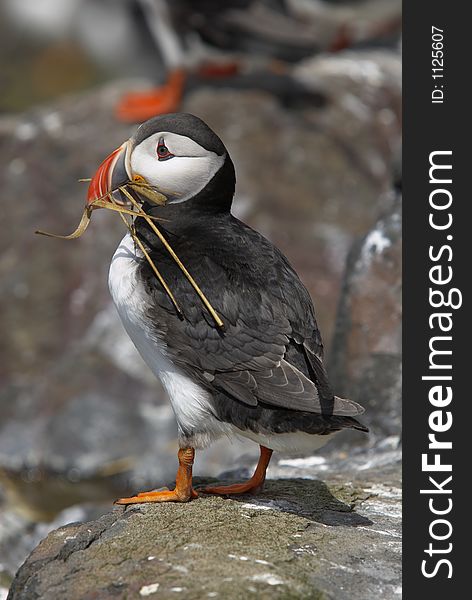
[7,450,401,600]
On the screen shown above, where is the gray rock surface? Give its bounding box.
[7,444,401,600]
[0,503,109,595]
[329,198,402,438]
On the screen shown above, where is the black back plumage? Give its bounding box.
[134,206,366,434]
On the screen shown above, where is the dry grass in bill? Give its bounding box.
[35,180,224,328]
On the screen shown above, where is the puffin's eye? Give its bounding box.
[156,140,174,161]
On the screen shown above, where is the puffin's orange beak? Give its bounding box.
[87,142,129,207]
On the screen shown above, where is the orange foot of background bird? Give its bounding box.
[196,61,240,79]
[115,62,242,122]
[115,69,186,122]
[199,445,273,496]
[115,447,197,504]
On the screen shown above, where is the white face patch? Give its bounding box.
[130,131,225,203]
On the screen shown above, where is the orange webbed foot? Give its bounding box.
[115,69,185,122]
[115,447,197,504]
[199,481,263,496]
[199,446,273,497]
[114,487,198,505]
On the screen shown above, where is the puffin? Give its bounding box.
[116,0,325,121]
[116,0,401,121]
[86,113,368,504]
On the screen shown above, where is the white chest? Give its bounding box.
[108,234,224,446]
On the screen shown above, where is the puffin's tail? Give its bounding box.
[332,395,366,417]
[332,396,369,432]
[345,416,369,433]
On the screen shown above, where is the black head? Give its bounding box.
[87,113,235,215]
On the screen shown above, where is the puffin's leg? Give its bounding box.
[115,69,186,123]
[200,445,273,495]
[115,447,197,504]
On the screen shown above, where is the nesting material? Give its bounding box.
[35,182,224,328]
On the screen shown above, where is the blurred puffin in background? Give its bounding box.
[116,0,402,121]
[87,113,368,504]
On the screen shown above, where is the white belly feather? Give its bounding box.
[108,233,230,448]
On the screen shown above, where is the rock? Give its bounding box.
[8,445,401,600]
[328,197,402,438]
[294,50,402,186]
[0,503,109,593]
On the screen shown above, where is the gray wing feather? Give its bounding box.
[214,370,258,406]
[140,217,363,416]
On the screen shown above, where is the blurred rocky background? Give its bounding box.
[0,0,401,597]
